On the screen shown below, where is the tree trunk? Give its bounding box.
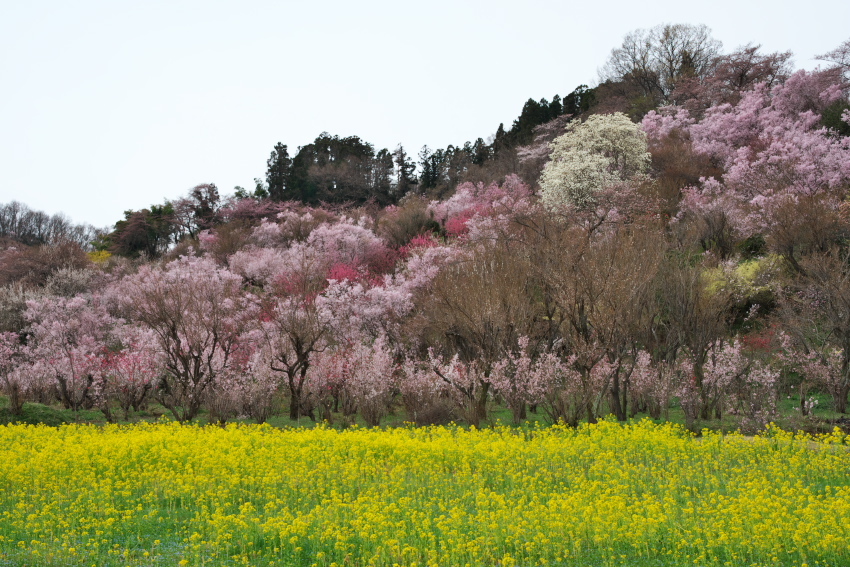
[7,382,23,416]
[610,371,626,421]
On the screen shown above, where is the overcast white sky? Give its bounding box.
[1,0,848,229]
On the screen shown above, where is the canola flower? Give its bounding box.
[0,420,848,566]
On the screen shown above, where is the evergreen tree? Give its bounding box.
[372,148,395,205]
[266,142,292,201]
[562,85,596,117]
[393,144,417,195]
[288,133,377,204]
[471,138,490,165]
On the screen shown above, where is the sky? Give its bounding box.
[1,0,848,229]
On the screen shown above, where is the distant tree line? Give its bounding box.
[261,85,599,206]
[0,201,100,250]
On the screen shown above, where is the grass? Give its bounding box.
[0,389,847,434]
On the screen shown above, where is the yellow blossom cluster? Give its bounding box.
[0,420,847,566]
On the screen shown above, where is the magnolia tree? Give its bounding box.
[117,256,256,422]
[539,112,651,208]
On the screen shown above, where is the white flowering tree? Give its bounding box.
[539,112,650,208]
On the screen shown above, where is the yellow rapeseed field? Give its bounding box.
[0,420,848,566]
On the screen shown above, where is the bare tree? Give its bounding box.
[421,238,543,425]
[655,258,735,422]
[600,23,722,105]
[539,215,665,422]
[817,38,850,80]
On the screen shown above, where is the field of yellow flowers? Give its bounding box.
[0,420,848,567]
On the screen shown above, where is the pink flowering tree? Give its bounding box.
[675,339,779,432]
[490,337,589,425]
[779,249,850,413]
[253,280,330,421]
[203,339,260,425]
[235,342,284,423]
[525,351,586,426]
[702,340,779,432]
[398,355,457,425]
[230,216,394,290]
[423,350,491,428]
[670,44,793,116]
[428,175,535,239]
[628,352,680,421]
[307,337,396,426]
[643,69,850,265]
[0,332,29,415]
[101,325,163,420]
[24,295,116,414]
[117,256,257,422]
[306,342,355,421]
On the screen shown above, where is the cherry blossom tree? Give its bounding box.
[24,295,116,413]
[117,256,256,422]
[628,352,679,421]
[419,238,543,424]
[308,337,396,426]
[490,337,576,424]
[538,217,665,422]
[101,325,163,420]
[0,332,29,415]
[423,350,490,427]
[254,289,329,421]
[698,340,779,431]
[670,44,793,116]
[428,175,535,239]
[779,249,850,413]
[655,258,734,420]
[817,38,850,80]
[643,69,850,265]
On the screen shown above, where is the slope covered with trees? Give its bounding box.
[2,25,850,433]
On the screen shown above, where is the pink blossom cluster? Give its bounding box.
[643,69,850,238]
